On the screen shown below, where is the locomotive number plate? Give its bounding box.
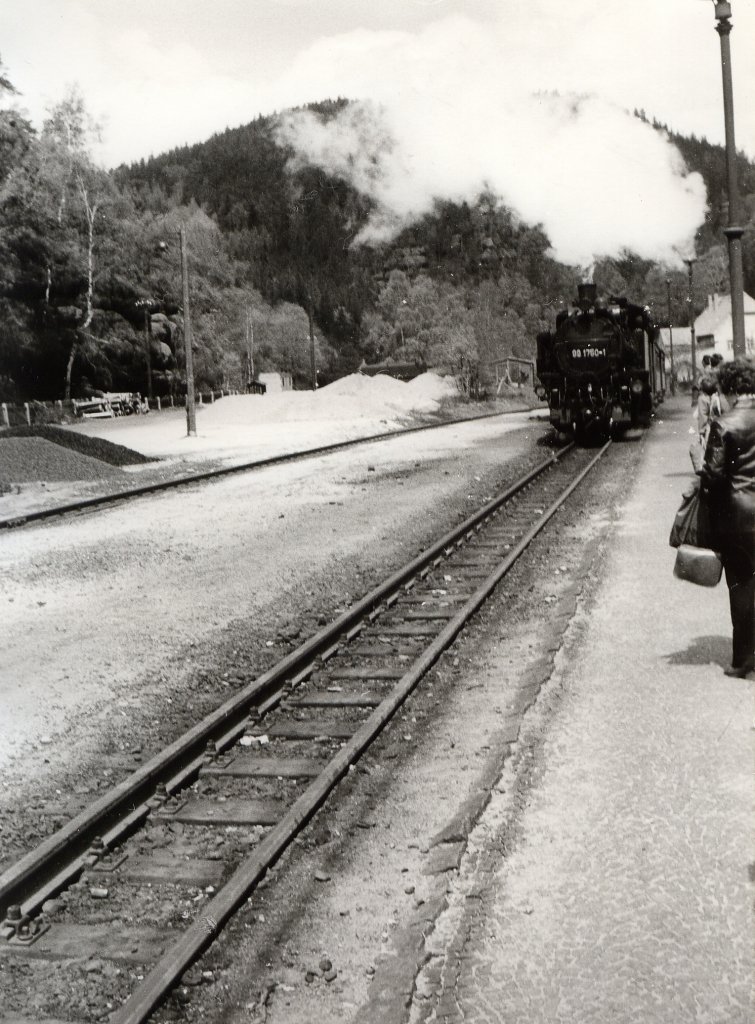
[571,346,607,359]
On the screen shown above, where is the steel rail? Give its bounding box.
[0,440,570,923]
[0,407,543,531]
[110,438,611,1024]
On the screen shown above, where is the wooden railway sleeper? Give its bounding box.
[107,445,607,1024]
[0,441,588,1017]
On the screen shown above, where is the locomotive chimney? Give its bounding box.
[577,283,597,309]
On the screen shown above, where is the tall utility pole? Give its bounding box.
[685,258,697,382]
[712,1,746,357]
[136,298,154,400]
[247,310,254,385]
[179,225,197,436]
[666,278,676,395]
[143,306,153,400]
[307,302,317,391]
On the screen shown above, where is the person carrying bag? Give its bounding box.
[699,359,755,678]
[669,477,723,587]
[689,377,724,474]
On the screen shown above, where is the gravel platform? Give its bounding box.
[402,397,753,1024]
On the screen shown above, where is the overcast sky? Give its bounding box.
[2,0,754,169]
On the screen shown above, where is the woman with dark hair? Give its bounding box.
[701,358,755,677]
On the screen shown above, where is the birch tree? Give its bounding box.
[41,89,112,398]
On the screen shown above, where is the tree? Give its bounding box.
[0,107,33,185]
[0,88,135,398]
[40,89,114,397]
[362,270,477,386]
[0,56,33,186]
[0,53,16,96]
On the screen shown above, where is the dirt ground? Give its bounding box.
[168,432,644,1024]
[0,406,648,1024]
[0,410,547,866]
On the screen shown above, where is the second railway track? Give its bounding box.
[0,438,610,1024]
[0,409,533,532]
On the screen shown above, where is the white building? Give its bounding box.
[661,292,755,382]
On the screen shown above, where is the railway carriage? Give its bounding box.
[536,283,665,442]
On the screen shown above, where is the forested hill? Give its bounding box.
[1,82,754,403]
[119,104,755,365]
[634,109,755,257]
[121,104,755,342]
[125,105,755,297]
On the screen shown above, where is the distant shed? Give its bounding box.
[258,372,293,393]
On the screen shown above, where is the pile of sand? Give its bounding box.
[64,372,461,463]
[199,371,458,427]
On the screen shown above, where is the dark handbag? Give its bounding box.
[673,544,723,587]
[669,480,712,549]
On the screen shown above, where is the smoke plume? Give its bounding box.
[274,13,706,267]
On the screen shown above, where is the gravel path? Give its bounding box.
[0,405,567,1024]
[0,412,544,863]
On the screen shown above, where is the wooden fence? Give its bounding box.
[1,390,237,429]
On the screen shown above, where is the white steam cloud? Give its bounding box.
[274,14,706,268]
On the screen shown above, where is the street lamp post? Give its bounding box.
[143,305,153,400]
[712,0,746,357]
[685,257,697,383]
[666,278,676,395]
[135,298,154,401]
[307,301,317,391]
[179,225,197,436]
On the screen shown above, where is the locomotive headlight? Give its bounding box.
[631,379,644,395]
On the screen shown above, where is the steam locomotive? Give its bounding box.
[535,283,665,441]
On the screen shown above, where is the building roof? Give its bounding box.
[659,326,692,349]
[695,292,755,340]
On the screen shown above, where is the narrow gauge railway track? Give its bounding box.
[0,408,531,531]
[0,439,610,1024]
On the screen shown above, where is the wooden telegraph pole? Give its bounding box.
[308,303,317,391]
[247,309,255,386]
[179,226,197,436]
[685,258,697,382]
[666,278,675,395]
[143,306,153,400]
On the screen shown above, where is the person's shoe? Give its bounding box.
[724,662,755,678]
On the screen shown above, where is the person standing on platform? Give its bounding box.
[690,373,727,473]
[701,359,755,677]
[697,376,721,434]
